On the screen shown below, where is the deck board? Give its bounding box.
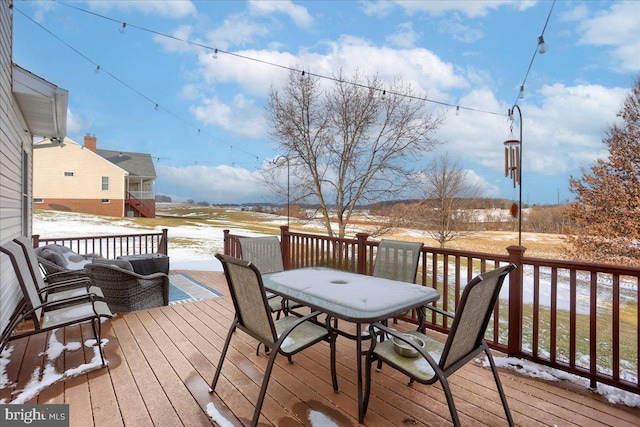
[1,270,639,426]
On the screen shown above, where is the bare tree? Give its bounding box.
[403,154,481,247]
[264,69,442,237]
[567,76,640,265]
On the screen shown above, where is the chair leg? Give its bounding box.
[91,317,106,366]
[439,375,461,427]
[484,346,515,427]
[210,321,237,392]
[251,346,280,427]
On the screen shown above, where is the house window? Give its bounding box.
[101,199,110,203]
[33,198,44,204]
[64,171,74,177]
[102,176,109,190]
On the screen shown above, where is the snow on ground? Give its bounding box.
[28,210,640,409]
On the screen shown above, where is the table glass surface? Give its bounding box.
[262,267,439,323]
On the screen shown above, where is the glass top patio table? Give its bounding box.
[262,267,440,323]
[262,266,440,423]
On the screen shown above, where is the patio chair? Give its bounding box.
[13,236,104,303]
[209,254,338,427]
[0,241,113,366]
[85,261,169,313]
[238,236,302,319]
[373,239,425,333]
[372,239,424,283]
[363,263,516,427]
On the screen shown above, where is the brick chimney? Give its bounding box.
[84,134,97,152]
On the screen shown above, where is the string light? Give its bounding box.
[537,35,547,54]
[456,105,460,116]
[95,65,100,74]
[154,103,159,111]
[119,22,126,34]
[213,48,218,59]
[48,1,505,117]
[518,85,525,99]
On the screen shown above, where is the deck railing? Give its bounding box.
[224,226,640,396]
[32,229,168,258]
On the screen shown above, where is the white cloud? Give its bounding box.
[65,108,84,135]
[88,1,197,19]
[153,25,197,53]
[568,2,640,73]
[204,14,269,51]
[394,0,534,18]
[189,94,266,138]
[386,22,419,48]
[248,0,313,29]
[438,15,485,44]
[157,164,269,204]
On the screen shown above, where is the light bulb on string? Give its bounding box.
[95,65,101,74]
[538,35,547,54]
[213,48,218,59]
[119,23,127,34]
[518,85,525,99]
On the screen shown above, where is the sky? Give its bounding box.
[13,0,640,206]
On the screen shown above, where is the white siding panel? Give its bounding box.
[0,1,34,337]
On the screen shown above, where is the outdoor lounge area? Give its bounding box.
[1,269,639,426]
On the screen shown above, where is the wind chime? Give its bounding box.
[504,123,521,219]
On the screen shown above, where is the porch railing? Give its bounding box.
[224,226,640,396]
[32,229,168,259]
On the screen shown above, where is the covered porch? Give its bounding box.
[1,270,637,426]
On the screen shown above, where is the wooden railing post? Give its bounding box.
[31,234,40,248]
[506,245,526,357]
[280,226,291,270]
[223,230,230,255]
[356,232,369,275]
[158,229,168,255]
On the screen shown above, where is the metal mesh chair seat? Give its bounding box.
[364,264,517,427]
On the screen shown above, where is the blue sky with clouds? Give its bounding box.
[13,1,640,205]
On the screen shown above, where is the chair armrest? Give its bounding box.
[424,304,455,319]
[39,293,99,311]
[369,322,439,365]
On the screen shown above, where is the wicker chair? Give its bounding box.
[363,264,517,427]
[35,244,96,284]
[85,262,169,313]
[210,254,337,427]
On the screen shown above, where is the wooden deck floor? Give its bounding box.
[2,270,639,426]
